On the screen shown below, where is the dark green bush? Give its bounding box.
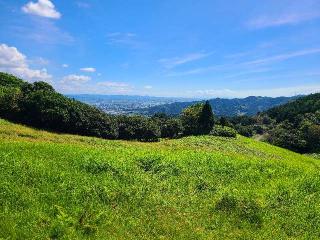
[117,115,160,142]
[152,113,183,138]
[210,125,237,138]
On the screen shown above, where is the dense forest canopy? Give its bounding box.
[226,93,320,153]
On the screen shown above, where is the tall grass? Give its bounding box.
[1,119,319,239]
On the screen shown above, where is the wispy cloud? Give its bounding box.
[106,32,141,48]
[11,18,73,45]
[166,64,228,77]
[190,83,320,98]
[76,2,91,9]
[97,81,132,93]
[243,48,320,66]
[221,68,272,80]
[247,1,320,29]
[22,0,61,19]
[80,67,96,73]
[167,48,320,77]
[59,80,133,94]
[159,52,212,69]
[61,74,91,83]
[248,13,320,29]
[97,81,130,88]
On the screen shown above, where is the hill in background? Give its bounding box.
[137,96,300,117]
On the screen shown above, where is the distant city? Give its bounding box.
[67,94,196,115]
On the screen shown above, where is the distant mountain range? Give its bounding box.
[138,96,301,117]
[69,94,301,117]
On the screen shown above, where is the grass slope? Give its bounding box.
[1,119,320,239]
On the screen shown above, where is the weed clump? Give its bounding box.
[215,194,263,227]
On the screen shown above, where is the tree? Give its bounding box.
[199,101,215,134]
[181,101,214,136]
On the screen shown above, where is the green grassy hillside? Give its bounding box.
[1,119,320,239]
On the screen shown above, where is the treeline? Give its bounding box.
[220,94,320,153]
[3,72,316,153]
[0,72,230,142]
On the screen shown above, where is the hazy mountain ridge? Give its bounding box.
[138,96,301,117]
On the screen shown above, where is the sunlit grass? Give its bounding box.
[1,118,319,239]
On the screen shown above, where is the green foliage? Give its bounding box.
[0,72,25,88]
[267,122,307,152]
[210,125,237,138]
[152,113,183,138]
[234,124,254,137]
[219,116,229,127]
[181,101,214,135]
[1,119,320,239]
[227,94,320,153]
[261,95,320,153]
[305,124,320,152]
[0,86,21,119]
[199,101,215,133]
[266,93,320,123]
[117,115,160,142]
[17,85,118,139]
[1,72,170,141]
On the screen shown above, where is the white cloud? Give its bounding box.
[62,74,91,83]
[159,52,212,69]
[80,67,96,73]
[62,64,68,68]
[144,85,153,89]
[22,0,61,19]
[0,43,52,82]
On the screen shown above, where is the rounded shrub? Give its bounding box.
[210,125,237,138]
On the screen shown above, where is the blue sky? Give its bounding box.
[0,0,320,98]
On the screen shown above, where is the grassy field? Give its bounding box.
[1,119,320,239]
